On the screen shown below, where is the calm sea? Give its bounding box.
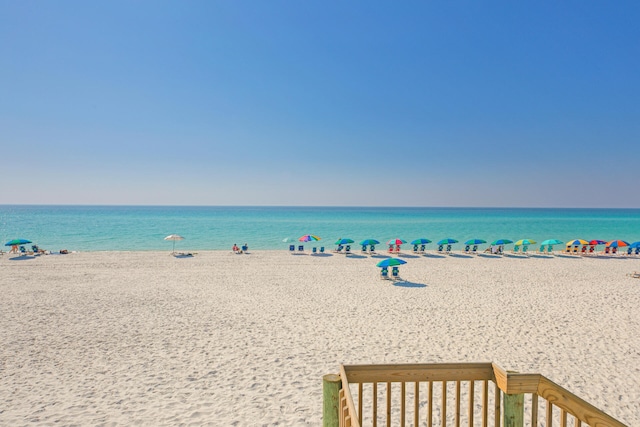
[1,205,639,251]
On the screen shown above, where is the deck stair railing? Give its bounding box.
[322,362,626,427]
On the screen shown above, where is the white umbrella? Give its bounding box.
[164,234,185,254]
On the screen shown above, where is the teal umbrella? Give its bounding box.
[335,238,354,245]
[410,238,432,245]
[541,239,563,246]
[437,238,458,245]
[464,239,486,245]
[376,258,407,268]
[491,239,513,245]
[5,238,32,246]
[359,239,380,246]
[515,239,536,246]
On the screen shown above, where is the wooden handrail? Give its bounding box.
[332,362,627,427]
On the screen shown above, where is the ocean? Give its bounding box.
[1,205,639,252]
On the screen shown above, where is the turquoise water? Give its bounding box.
[1,205,639,251]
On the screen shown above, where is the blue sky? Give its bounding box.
[1,1,639,207]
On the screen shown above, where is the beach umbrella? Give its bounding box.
[387,239,407,245]
[282,237,297,243]
[515,239,537,246]
[4,238,32,246]
[437,238,458,245]
[541,239,563,246]
[335,238,354,245]
[164,234,185,254]
[464,239,486,245]
[376,258,407,268]
[490,239,513,246]
[359,239,380,246]
[299,234,321,242]
[589,240,606,245]
[629,241,640,249]
[606,240,629,248]
[411,238,432,245]
[566,239,588,246]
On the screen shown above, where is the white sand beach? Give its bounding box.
[1,250,639,426]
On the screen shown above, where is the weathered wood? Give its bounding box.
[386,382,391,426]
[503,393,524,427]
[358,383,363,425]
[468,380,475,426]
[324,374,341,427]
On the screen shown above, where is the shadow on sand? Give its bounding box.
[397,253,421,259]
[423,253,446,258]
[392,280,427,288]
[449,253,473,259]
[8,255,36,261]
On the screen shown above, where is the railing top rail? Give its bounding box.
[341,362,496,384]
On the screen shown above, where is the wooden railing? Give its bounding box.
[322,363,627,427]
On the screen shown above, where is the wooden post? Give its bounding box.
[503,393,524,427]
[323,374,342,427]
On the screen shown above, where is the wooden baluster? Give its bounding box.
[482,380,488,427]
[531,394,538,427]
[414,382,420,427]
[494,382,501,427]
[386,382,392,426]
[401,382,406,427]
[358,383,363,426]
[442,381,447,427]
[428,381,433,427]
[373,382,378,427]
[546,402,553,427]
[468,380,475,426]
[455,381,461,427]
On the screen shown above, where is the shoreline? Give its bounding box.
[1,251,639,425]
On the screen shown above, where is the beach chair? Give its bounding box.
[572,246,579,254]
[588,245,595,255]
[312,247,317,255]
[635,247,640,256]
[546,246,554,255]
[627,271,640,278]
[391,266,400,280]
[289,245,295,253]
[463,245,470,254]
[394,245,401,254]
[369,245,376,254]
[445,244,452,254]
[437,245,444,254]
[388,245,394,254]
[419,244,426,254]
[334,245,344,254]
[19,246,28,256]
[612,247,618,255]
[380,267,389,280]
[241,245,248,253]
[604,247,610,255]
[512,245,520,254]
[522,245,528,255]
[471,245,478,254]
[498,246,504,255]
[320,246,325,254]
[32,245,46,255]
[345,245,351,254]
[361,244,368,253]
[298,245,304,253]
[581,246,588,255]
[538,245,546,254]
[413,244,419,254]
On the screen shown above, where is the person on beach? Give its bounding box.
[242,243,248,252]
[10,245,18,253]
[232,244,241,254]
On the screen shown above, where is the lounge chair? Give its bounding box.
[32,245,46,255]
[298,245,304,253]
[626,247,633,256]
[538,245,546,254]
[445,244,452,254]
[19,246,28,256]
[437,245,444,253]
[369,245,376,254]
[312,247,317,255]
[413,244,419,254]
[380,267,389,280]
[471,245,478,254]
[581,246,588,255]
[546,246,554,255]
[588,245,595,255]
[289,245,295,253]
[463,245,470,254]
[391,266,400,280]
[320,247,325,254]
[635,247,640,256]
[388,245,394,253]
[419,244,426,254]
[345,245,351,254]
[522,245,528,255]
[394,245,401,254]
[512,245,520,254]
[604,247,610,255]
[361,244,368,253]
[334,245,344,254]
[612,247,618,255]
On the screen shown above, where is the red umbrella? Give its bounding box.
[589,240,606,245]
[387,239,407,245]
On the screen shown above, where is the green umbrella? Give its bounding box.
[491,239,513,245]
[376,258,407,268]
[335,238,355,245]
[541,239,563,246]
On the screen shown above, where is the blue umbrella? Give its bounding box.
[5,238,32,246]
[464,239,486,245]
[359,239,380,246]
[491,239,513,246]
[630,241,640,249]
[437,238,458,245]
[376,258,407,268]
[410,238,432,245]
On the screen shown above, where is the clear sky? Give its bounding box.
[1,1,638,207]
